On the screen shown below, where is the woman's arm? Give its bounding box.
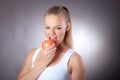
[69,53,85,80]
[17,48,47,80]
[17,44,56,80]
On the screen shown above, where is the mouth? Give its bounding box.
[49,36,57,44]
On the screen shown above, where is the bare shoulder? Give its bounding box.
[23,48,38,66]
[26,48,38,62]
[70,52,83,64]
[69,52,85,72]
[21,48,38,68]
[28,48,37,57]
[69,52,85,80]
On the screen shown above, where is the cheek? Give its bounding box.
[44,29,49,37]
[57,31,66,39]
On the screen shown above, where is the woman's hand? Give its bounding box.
[34,44,56,67]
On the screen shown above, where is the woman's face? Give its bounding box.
[44,14,67,46]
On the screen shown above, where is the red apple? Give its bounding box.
[42,39,55,49]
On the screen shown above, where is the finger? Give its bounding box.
[47,52,55,58]
[47,48,56,58]
[48,47,57,53]
[47,43,56,50]
[41,45,56,56]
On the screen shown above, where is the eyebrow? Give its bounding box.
[44,24,62,27]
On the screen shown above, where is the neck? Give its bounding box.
[56,42,68,54]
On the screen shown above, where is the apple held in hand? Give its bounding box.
[42,39,55,49]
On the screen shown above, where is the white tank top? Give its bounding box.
[31,48,74,80]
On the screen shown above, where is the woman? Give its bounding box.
[17,5,85,80]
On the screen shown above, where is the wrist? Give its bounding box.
[34,63,47,71]
[35,61,47,68]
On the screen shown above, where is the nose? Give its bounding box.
[49,29,55,35]
[49,29,55,38]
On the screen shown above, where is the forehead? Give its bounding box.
[44,14,66,26]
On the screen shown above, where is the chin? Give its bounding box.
[55,42,60,47]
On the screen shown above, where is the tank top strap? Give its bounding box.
[31,48,40,68]
[61,49,75,72]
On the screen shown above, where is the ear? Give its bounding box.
[66,23,71,31]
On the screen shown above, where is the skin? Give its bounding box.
[17,14,85,80]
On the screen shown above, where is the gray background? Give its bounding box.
[0,0,119,80]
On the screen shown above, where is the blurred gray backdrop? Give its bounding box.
[0,0,119,80]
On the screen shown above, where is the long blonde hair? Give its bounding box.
[44,5,73,49]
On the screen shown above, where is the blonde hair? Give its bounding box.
[44,5,73,49]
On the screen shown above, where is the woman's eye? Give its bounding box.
[45,27,50,29]
[56,27,61,29]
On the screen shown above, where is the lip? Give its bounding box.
[51,39,57,44]
[49,36,57,44]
